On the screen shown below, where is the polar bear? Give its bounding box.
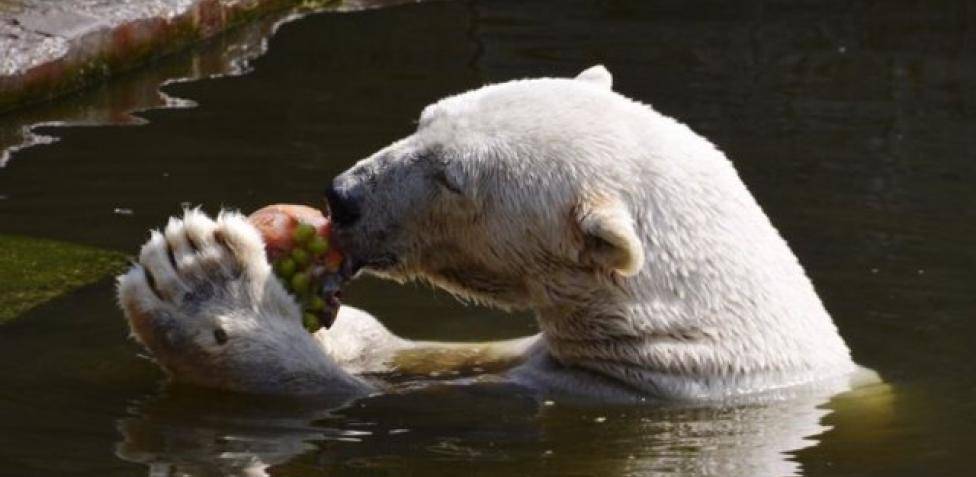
[117,65,871,402]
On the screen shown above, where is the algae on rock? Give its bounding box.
[0,234,125,323]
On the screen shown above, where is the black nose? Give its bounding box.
[325,180,361,226]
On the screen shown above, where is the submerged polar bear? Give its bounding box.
[118,66,870,402]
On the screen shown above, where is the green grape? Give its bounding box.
[308,295,326,311]
[274,258,297,278]
[291,248,310,267]
[290,272,310,294]
[292,223,316,244]
[302,312,320,332]
[308,236,329,256]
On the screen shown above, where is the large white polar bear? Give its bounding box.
[118,65,872,402]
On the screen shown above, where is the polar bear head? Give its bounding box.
[327,66,657,310]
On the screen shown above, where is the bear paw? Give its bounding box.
[117,209,368,397]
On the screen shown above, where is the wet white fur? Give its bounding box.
[118,66,867,402]
[117,208,373,397]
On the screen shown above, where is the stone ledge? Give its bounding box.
[0,0,308,114]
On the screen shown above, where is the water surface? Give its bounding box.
[1,1,974,476]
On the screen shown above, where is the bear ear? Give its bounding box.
[575,195,644,277]
[574,65,613,90]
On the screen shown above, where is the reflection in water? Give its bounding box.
[115,382,894,476]
[116,390,334,477]
[0,12,268,168]
[0,0,420,168]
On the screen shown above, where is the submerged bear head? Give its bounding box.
[327,66,649,310]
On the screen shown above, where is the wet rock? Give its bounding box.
[14,7,107,39]
[0,233,126,323]
[0,0,420,166]
[0,0,304,114]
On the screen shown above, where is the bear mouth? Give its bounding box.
[339,252,399,278]
[327,221,400,278]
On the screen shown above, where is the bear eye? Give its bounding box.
[434,169,463,195]
[213,328,228,345]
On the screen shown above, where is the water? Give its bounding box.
[1,1,974,475]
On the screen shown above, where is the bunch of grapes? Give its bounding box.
[248,205,345,333]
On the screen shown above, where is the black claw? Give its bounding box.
[186,232,201,253]
[142,266,164,300]
[213,229,230,252]
[166,242,178,271]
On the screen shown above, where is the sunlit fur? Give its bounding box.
[118,66,869,402]
[117,208,373,397]
[332,65,863,399]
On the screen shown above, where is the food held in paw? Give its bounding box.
[248,204,347,333]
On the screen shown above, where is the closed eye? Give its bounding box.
[415,150,463,195]
[434,170,463,194]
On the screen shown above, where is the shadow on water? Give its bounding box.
[0,1,974,476]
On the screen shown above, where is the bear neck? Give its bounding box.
[526,113,857,396]
[532,259,855,397]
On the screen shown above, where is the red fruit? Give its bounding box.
[248,204,335,259]
[247,204,346,333]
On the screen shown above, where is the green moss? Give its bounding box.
[0,235,126,323]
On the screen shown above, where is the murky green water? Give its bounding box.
[1,1,975,476]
